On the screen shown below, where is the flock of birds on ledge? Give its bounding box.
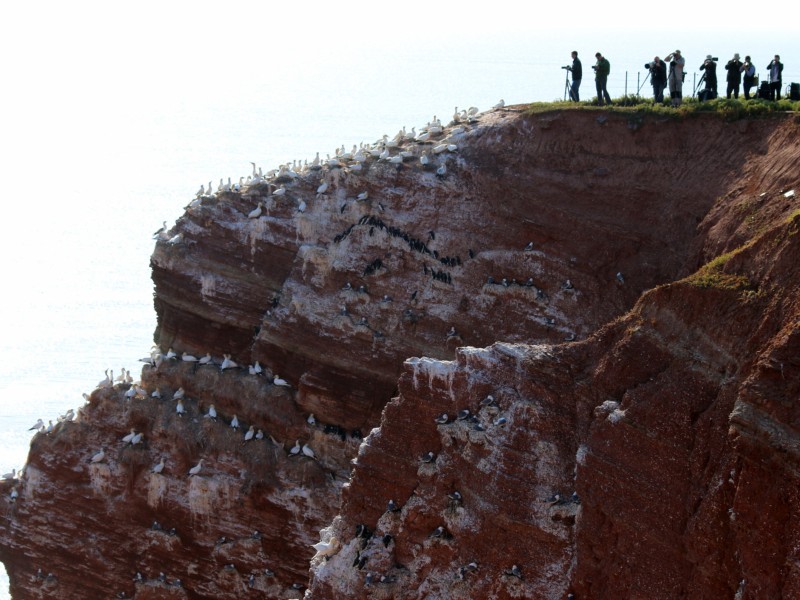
[150,101,506,244]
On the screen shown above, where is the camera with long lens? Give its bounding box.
[708,57,719,62]
[562,65,571,70]
[592,65,598,71]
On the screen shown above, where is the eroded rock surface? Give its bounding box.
[1,107,798,599]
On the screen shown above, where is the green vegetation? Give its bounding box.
[525,96,800,120]
[686,244,755,292]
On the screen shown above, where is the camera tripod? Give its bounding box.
[693,73,707,98]
[563,68,572,101]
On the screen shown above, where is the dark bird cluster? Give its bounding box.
[362,258,384,277]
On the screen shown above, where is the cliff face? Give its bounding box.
[1,107,798,599]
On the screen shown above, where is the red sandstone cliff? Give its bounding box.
[0,107,798,599]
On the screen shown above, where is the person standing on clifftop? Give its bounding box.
[741,56,756,99]
[725,53,743,99]
[699,55,717,100]
[647,57,667,103]
[664,50,685,107]
[767,55,784,100]
[568,51,582,102]
[593,52,611,106]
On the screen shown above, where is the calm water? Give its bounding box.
[0,18,797,595]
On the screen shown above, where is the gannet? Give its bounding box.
[29,419,44,431]
[196,184,205,197]
[433,143,448,154]
[124,386,137,399]
[115,369,127,383]
[436,164,447,177]
[255,429,264,440]
[97,369,112,389]
[172,387,185,400]
[273,375,290,387]
[297,199,306,213]
[152,458,165,474]
[273,185,286,196]
[199,353,213,365]
[301,444,315,459]
[379,147,390,161]
[182,352,198,362]
[230,415,240,430]
[249,361,263,375]
[130,432,144,445]
[356,191,368,201]
[90,449,105,463]
[153,221,168,238]
[2,469,16,480]
[167,233,183,245]
[220,354,238,371]
[9,489,18,501]
[493,98,505,109]
[389,155,403,164]
[311,536,339,559]
[188,459,203,476]
[289,440,301,456]
[244,426,255,442]
[467,106,479,116]
[316,181,328,195]
[420,153,430,166]
[176,399,185,416]
[248,203,263,219]
[164,348,177,360]
[205,404,217,420]
[307,413,316,426]
[447,144,457,152]
[151,389,162,399]
[450,126,465,136]
[122,429,137,443]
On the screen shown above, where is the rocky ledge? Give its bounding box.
[0,107,798,599]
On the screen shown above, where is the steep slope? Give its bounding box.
[0,107,798,599]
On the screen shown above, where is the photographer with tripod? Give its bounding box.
[699,55,718,101]
[664,50,686,107]
[644,57,667,103]
[563,51,582,102]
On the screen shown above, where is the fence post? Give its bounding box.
[625,71,628,97]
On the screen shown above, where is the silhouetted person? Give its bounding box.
[594,52,611,106]
[767,55,784,100]
[664,50,685,107]
[568,51,582,101]
[647,57,667,103]
[741,56,756,99]
[699,55,717,100]
[725,53,743,98]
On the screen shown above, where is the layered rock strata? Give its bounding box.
[0,107,798,599]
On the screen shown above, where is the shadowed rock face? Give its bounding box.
[1,108,799,599]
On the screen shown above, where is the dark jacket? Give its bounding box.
[571,58,582,81]
[766,60,784,83]
[595,57,610,79]
[725,60,743,83]
[699,60,717,87]
[650,60,667,86]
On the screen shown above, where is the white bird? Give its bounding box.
[433,143,448,154]
[493,98,505,109]
[199,353,213,365]
[436,164,447,177]
[255,429,264,440]
[97,369,112,389]
[188,459,203,477]
[172,387,185,400]
[244,426,255,442]
[115,369,127,383]
[379,147,390,161]
[182,352,198,362]
[447,144,458,152]
[273,375,290,387]
[420,153,429,166]
[302,444,315,459]
[63,409,75,422]
[316,181,328,195]
[357,191,368,201]
[205,404,217,420]
[249,361,263,376]
[153,221,168,238]
[152,458,165,474]
[297,199,306,213]
[248,202,263,219]
[28,419,44,431]
[307,414,316,426]
[230,415,240,430]
[9,489,18,501]
[2,469,16,480]
[167,233,183,245]
[122,429,136,444]
[273,185,286,196]
[467,106,479,116]
[176,399,185,416]
[221,354,238,371]
[450,126,465,136]
[130,432,144,446]
[389,155,403,164]
[289,440,301,456]
[196,184,205,197]
[165,348,177,360]
[90,449,105,464]
[151,389,162,399]
[44,420,54,434]
[311,537,339,559]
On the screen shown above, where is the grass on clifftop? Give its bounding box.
[525,96,800,120]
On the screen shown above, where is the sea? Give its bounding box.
[0,4,797,593]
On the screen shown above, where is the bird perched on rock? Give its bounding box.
[205,404,217,420]
[273,375,290,387]
[172,387,185,400]
[90,449,105,463]
[289,440,301,456]
[176,399,185,416]
[248,202,263,219]
[152,458,165,474]
[435,413,449,424]
[181,352,198,362]
[130,432,144,446]
[311,537,339,559]
[244,426,255,442]
[302,443,315,459]
[230,415,240,430]
[421,451,436,463]
[220,354,238,371]
[505,565,523,579]
[122,429,137,444]
[29,418,44,431]
[188,459,203,477]
[616,272,625,284]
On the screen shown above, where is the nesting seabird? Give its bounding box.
[28,419,44,431]
[205,404,217,420]
[386,499,400,513]
[188,459,203,476]
[230,415,240,430]
[421,451,436,463]
[435,413,449,424]
[494,416,508,426]
[165,348,177,360]
[301,443,315,459]
[616,272,625,284]
[199,353,213,365]
[220,354,238,371]
[181,352,198,362]
[480,394,496,407]
[244,426,255,442]
[152,458,165,474]
[151,389,162,399]
[311,536,339,559]
[457,409,471,421]
[249,361,263,376]
[2,469,16,481]
[90,449,105,463]
[255,429,264,440]
[172,387,185,400]
[273,375,290,387]
[176,399,185,416]
[122,429,137,444]
[289,440,301,456]
[248,202,263,219]
[130,432,144,446]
